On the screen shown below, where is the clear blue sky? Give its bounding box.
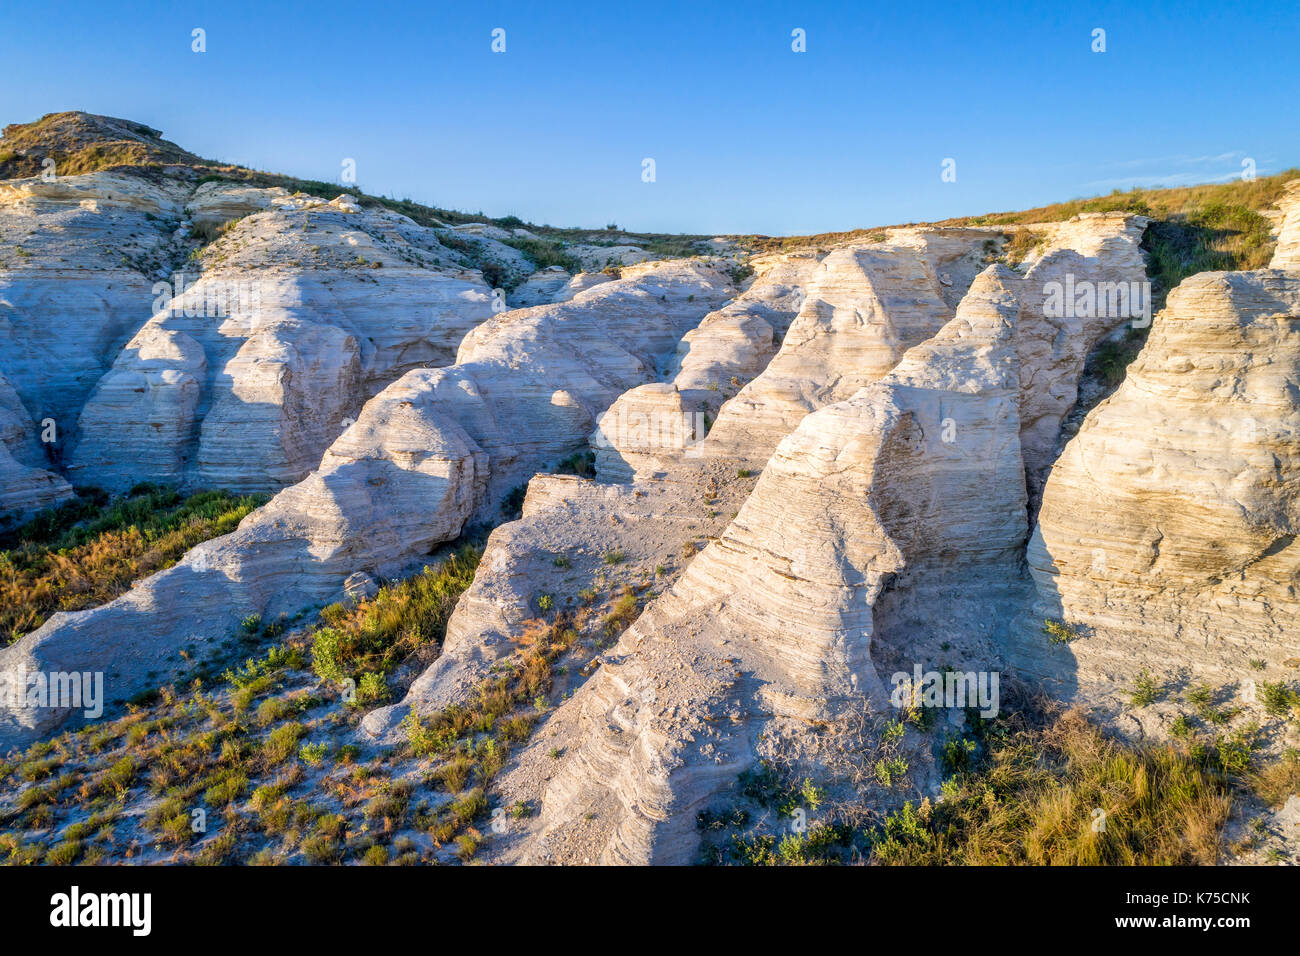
[2,0,1295,235]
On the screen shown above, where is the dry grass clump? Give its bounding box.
[1250,749,1300,808]
[401,613,583,854]
[701,687,1243,866]
[874,703,1232,865]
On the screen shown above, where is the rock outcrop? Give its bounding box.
[592,252,821,481]
[434,259,735,513]
[1028,268,1300,671]
[359,466,751,741]
[0,260,733,748]
[63,187,496,494]
[1010,213,1151,494]
[0,173,187,446]
[373,221,1151,751]
[697,235,995,466]
[0,371,488,749]
[0,370,73,519]
[491,267,1029,864]
[362,255,822,740]
[1271,180,1300,270]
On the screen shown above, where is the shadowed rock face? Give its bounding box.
[0,369,73,518]
[1011,213,1151,498]
[0,174,188,441]
[1029,268,1300,666]
[63,188,497,495]
[490,267,1029,864]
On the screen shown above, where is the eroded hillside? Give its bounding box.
[1,113,1297,867]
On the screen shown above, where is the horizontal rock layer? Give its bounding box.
[494,267,1030,864]
[1029,268,1300,665]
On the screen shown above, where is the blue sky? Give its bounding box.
[1,0,1295,235]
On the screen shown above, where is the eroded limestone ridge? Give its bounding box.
[60,184,499,495]
[366,214,1150,772]
[0,172,186,519]
[0,260,733,748]
[490,267,1029,864]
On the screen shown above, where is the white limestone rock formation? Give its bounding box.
[435,259,735,514]
[1028,268,1300,674]
[65,186,496,494]
[358,466,751,741]
[694,216,1146,482]
[0,370,74,519]
[60,324,208,490]
[361,258,809,740]
[0,370,488,749]
[0,173,187,453]
[592,252,821,481]
[1270,180,1300,270]
[184,180,291,229]
[363,218,1150,757]
[195,319,363,492]
[699,240,959,465]
[0,260,732,749]
[1010,213,1151,494]
[888,226,1006,310]
[491,267,1029,864]
[380,222,1150,749]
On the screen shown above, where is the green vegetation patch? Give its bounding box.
[0,484,265,644]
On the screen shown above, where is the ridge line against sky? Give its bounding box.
[1,0,1296,235]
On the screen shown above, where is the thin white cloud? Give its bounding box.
[1078,149,1277,191]
[1082,167,1262,190]
[1100,151,1244,170]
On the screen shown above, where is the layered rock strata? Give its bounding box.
[64,187,497,494]
[0,371,486,748]
[491,267,1029,864]
[0,261,732,748]
[1028,268,1300,670]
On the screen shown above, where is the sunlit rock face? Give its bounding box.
[489,267,1030,865]
[1030,268,1300,664]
